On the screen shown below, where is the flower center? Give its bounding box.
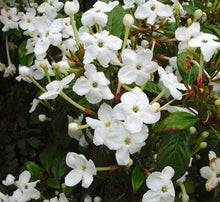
[136,65,141,71]
[124,138,131,145]
[151,6,156,11]
[98,42,103,48]
[81,165,87,171]
[105,122,111,127]
[8,16,12,20]
[56,88,60,92]
[133,106,139,113]
[24,185,28,189]
[202,39,208,43]
[161,186,168,192]
[92,82,98,88]
[27,19,31,23]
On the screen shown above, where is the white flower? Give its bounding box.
[165,56,182,82]
[72,64,114,104]
[114,123,148,165]
[86,103,120,146]
[123,0,135,9]
[57,60,70,74]
[38,0,64,19]
[80,30,122,67]
[175,22,200,53]
[2,174,15,186]
[134,0,173,25]
[61,17,74,38]
[0,7,19,32]
[44,193,69,202]
[200,151,220,191]
[142,166,175,202]
[64,0,79,15]
[29,98,40,113]
[65,152,96,188]
[3,63,16,78]
[18,8,36,32]
[158,67,186,100]
[81,1,119,28]
[39,73,75,100]
[13,171,40,201]
[188,33,220,62]
[113,87,161,133]
[118,48,158,86]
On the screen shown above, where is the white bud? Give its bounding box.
[38,114,47,122]
[141,40,149,48]
[201,131,209,139]
[201,12,207,23]
[182,193,189,202]
[207,2,212,8]
[194,9,203,20]
[190,126,197,135]
[57,61,70,74]
[94,196,102,202]
[151,102,160,111]
[199,142,207,149]
[68,122,79,133]
[64,0,79,15]
[123,14,134,27]
[19,66,31,77]
[2,174,15,186]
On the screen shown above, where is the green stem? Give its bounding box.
[58,45,70,57]
[5,36,12,65]
[121,84,132,92]
[60,92,86,112]
[96,166,118,172]
[70,14,80,48]
[122,26,130,51]
[28,76,46,92]
[198,54,204,79]
[150,88,168,104]
[78,124,90,130]
[40,62,51,83]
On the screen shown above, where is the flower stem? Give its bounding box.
[198,54,204,79]
[70,14,80,48]
[78,124,90,130]
[121,84,132,91]
[5,36,12,65]
[40,61,51,83]
[27,76,46,92]
[96,166,118,172]
[122,26,130,51]
[150,88,168,104]
[60,92,86,112]
[58,45,70,57]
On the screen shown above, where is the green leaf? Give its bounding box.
[39,145,57,172]
[145,81,161,95]
[25,161,41,177]
[182,5,198,14]
[204,24,220,38]
[177,52,199,85]
[107,5,126,38]
[45,179,60,189]
[132,166,145,192]
[157,130,191,180]
[153,112,198,133]
[18,40,35,66]
[51,154,67,180]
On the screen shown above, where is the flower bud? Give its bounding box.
[40,60,47,68]
[2,174,15,186]
[196,154,201,160]
[201,131,209,139]
[123,14,134,27]
[141,40,149,48]
[94,196,102,202]
[19,66,31,77]
[182,193,189,202]
[64,0,79,15]
[199,142,207,149]
[38,114,47,122]
[152,102,160,111]
[201,12,207,23]
[68,122,79,133]
[215,99,220,106]
[187,18,192,26]
[55,190,59,196]
[57,61,70,74]
[193,9,203,20]
[207,2,212,8]
[190,126,197,135]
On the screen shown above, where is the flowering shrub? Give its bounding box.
[0,0,220,201]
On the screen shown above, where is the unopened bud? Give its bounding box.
[2,174,15,186]
[187,18,192,26]
[126,159,133,168]
[68,122,79,133]
[207,2,212,8]
[190,126,197,135]
[201,131,209,139]
[123,14,134,27]
[55,190,59,196]
[196,154,201,159]
[64,0,79,15]
[199,142,207,149]
[215,99,220,106]
[152,102,160,111]
[141,40,149,48]
[194,9,203,20]
[57,61,70,74]
[19,66,31,77]
[38,114,47,122]
[40,60,47,68]
[182,193,189,202]
[94,196,102,202]
[61,183,66,189]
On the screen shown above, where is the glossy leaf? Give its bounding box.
[25,161,41,177]
[132,166,145,192]
[18,40,35,66]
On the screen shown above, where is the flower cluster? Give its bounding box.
[0,0,220,201]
